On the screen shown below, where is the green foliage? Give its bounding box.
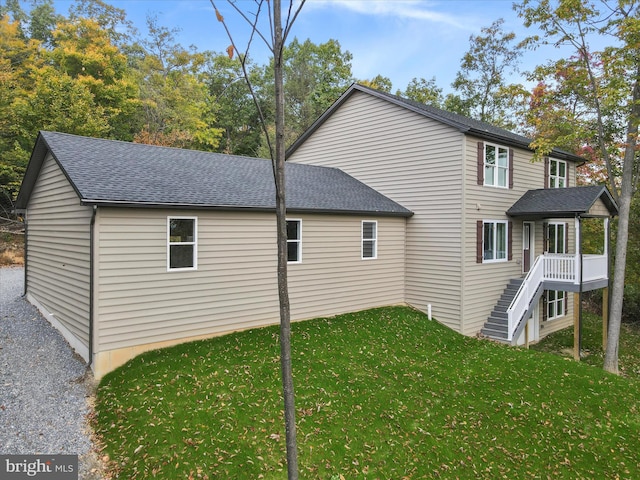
[206,53,264,156]
[398,76,443,107]
[260,37,355,148]
[95,307,640,479]
[358,74,392,92]
[451,19,527,129]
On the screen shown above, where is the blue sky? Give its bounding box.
[52,0,569,94]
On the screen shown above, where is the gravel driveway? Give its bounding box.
[0,267,103,478]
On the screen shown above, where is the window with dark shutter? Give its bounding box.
[544,157,550,188]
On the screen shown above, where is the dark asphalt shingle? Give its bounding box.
[17,131,412,217]
[507,185,618,218]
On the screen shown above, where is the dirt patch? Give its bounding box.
[0,228,24,266]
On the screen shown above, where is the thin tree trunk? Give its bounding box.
[603,75,640,374]
[273,0,299,477]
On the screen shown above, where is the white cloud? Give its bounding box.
[306,0,466,29]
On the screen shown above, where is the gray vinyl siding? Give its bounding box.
[289,91,464,332]
[462,138,576,335]
[25,153,92,347]
[95,209,405,351]
[462,137,538,335]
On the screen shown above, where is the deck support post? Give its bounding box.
[573,292,581,361]
[603,286,609,352]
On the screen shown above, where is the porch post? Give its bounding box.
[574,293,581,361]
[603,286,609,351]
[603,217,611,352]
[574,215,583,361]
[574,217,581,283]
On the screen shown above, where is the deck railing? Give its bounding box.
[507,253,608,341]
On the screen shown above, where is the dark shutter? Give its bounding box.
[508,221,513,260]
[476,220,483,263]
[564,293,569,316]
[477,142,484,185]
[543,222,549,252]
[565,222,569,253]
[544,157,550,188]
[508,148,514,189]
[542,292,548,321]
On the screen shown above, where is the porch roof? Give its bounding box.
[506,185,618,219]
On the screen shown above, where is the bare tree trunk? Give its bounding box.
[604,75,640,374]
[273,0,299,477]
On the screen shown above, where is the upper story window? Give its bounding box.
[362,221,377,259]
[168,217,197,271]
[286,219,302,263]
[484,143,510,188]
[546,222,567,254]
[477,142,513,189]
[549,159,567,188]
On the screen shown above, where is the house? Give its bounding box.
[16,85,618,378]
[287,84,617,346]
[15,131,412,378]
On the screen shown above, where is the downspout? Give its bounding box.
[22,213,28,297]
[88,205,97,367]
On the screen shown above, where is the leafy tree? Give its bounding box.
[516,0,640,373]
[132,16,221,149]
[451,18,526,129]
[68,0,134,47]
[261,37,354,147]
[48,17,141,140]
[399,76,444,106]
[26,0,63,47]
[0,13,40,204]
[206,53,264,156]
[358,74,392,92]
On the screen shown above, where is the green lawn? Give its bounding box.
[94,307,640,479]
[532,311,640,380]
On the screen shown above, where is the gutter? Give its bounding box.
[88,205,97,367]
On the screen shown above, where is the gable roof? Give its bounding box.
[506,185,618,218]
[287,83,584,163]
[16,131,412,217]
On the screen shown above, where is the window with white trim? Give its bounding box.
[484,143,509,188]
[483,221,508,262]
[546,289,566,320]
[547,222,566,254]
[286,219,302,263]
[550,159,567,188]
[168,217,197,270]
[362,221,377,259]
[546,222,567,320]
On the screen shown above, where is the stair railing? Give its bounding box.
[506,255,544,342]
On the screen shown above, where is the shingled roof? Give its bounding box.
[16,131,412,217]
[507,185,618,218]
[288,83,584,163]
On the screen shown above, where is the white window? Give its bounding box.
[483,221,508,262]
[167,217,197,270]
[550,159,567,188]
[547,222,566,254]
[286,219,302,263]
[547,290,566,320]
[546,222,567,320]
[484,143,509,188]
[362,221,377,259]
